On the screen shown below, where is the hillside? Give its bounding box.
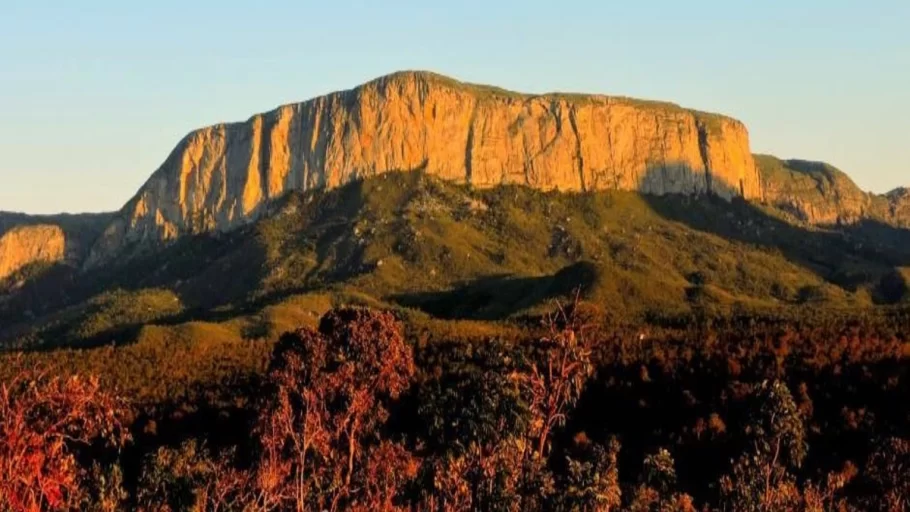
[756,155,910,226]
[4,171,910,350]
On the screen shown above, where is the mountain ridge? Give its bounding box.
[83,70,762,267]
[6,169,910,350]
[755,154,910,226]
[1,71,907,279]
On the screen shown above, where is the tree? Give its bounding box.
[520,298,595,459]
[418,297,598,511]
[417,339,530,455]
[719,380,807,512]
[416,339,539,511]
[136,440,252,512]
[254,308,416,511]
[556,433,622,512]
[0,369,128,512]
[629,449,696,512]
[801,462,856,512]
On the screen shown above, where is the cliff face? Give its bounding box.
[0,225,65,280]
[756,155,910,227]
[87,71,761,265]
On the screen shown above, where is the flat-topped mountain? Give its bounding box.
[86,71,761,266]
[2,71,908,290]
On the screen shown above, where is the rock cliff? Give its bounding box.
[0,224,65,280]
[756,155,910,227]
[87,71,761,266]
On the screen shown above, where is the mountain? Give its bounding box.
[0,225,64,280]
[757,155,910,226]
[5,170,910,349]
[85,71,761,267]
[3,71,910,349]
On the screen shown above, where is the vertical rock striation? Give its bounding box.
[87,71,762,266]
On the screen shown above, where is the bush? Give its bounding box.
[0,368,129,511]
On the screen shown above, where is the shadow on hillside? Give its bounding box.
[9,164,910,350]
[1,174,424,350]
[391,261,598,320]
[639,164,910,303]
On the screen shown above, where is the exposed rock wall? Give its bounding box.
[756,155,910,227]
[0,225,65,279]
[87,71,761,265]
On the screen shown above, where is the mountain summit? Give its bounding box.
[3,71,908,281]
[86,71,761,266]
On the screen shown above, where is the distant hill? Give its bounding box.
[756,155,910,226]
[0,211,112,279]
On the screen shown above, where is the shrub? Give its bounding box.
[0,369,129,511]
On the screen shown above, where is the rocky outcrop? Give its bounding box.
[0,212,113,271]
[756,155,910,227]
[87,71,761,266]
[0,225,65,280]
[885,188,910,224]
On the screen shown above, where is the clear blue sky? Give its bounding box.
[1,1,907,214]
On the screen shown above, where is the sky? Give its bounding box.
[1,1,908,214]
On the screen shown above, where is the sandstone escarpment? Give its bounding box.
[87,71,761,266]
[757,155,910,227]
[0,225,65,280]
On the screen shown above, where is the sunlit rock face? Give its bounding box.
[0,225,65,279]
[756,156,910,227]
[87,71,761,266]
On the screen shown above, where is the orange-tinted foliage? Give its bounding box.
[254,308,416,511]
[0,366,128,512]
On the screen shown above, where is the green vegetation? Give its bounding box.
[3,171,910,508]
[71,288,183,339]
[5,170,910,350]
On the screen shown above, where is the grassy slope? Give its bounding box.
[2,171,910,413]
[5,170,910,353]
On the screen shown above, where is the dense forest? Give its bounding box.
[2,300,909,511]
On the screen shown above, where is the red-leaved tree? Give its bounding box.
[254,308,417,511]
[521,297,595,459]
[0,369,129,512]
